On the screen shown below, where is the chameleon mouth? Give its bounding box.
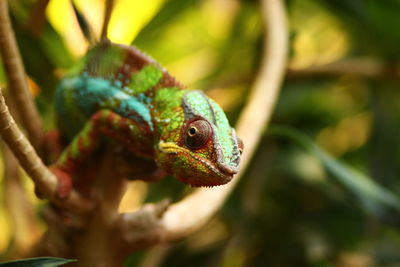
[158,142,236,184]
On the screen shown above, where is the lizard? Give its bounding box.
[51,39,243,198]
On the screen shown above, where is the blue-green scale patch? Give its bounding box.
[55,77,90,138]
[137,93,152,105]
[56,75,154,138]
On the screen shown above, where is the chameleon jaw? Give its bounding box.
[158,141,236,186]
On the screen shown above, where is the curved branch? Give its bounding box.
[287,59,400,79]
[2,95,40,256]
[0,90,92,214]
[121,0,289,243]
[0,0,44,151]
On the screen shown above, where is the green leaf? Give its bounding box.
[0,257,76,267]
[268,126,400,216]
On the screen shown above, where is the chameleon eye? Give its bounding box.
[185,120,212,150]
[237,137,244,154]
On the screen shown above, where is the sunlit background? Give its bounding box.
[1,0,400,266]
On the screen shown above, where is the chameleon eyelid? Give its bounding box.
[184,119,212,150]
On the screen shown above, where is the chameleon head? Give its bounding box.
[156,90,243,187]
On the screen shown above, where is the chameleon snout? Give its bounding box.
[217,161,239,176]
[157,141,237,186]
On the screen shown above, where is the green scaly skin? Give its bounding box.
[52,39,242,198]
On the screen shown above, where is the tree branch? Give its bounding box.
[0,89,92,214]
[25,0,51,36]
[287,59,400,79]
[0,0,44,151]
[2,95,40,257]
[120,0,289,244]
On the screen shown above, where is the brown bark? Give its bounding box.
[0,90,91,213]
[0,0,44,152]
[25,0,51,35]
[36,149,132,266]
[2,95,41,257]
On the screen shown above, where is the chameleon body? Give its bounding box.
[52,39,242,198]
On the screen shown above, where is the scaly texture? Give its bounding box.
[52,39,242,197]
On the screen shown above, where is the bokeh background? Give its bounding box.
[1,0,400,266]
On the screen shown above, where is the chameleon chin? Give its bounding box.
[51,39,243,198]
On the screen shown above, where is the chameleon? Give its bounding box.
[51,39,243,198]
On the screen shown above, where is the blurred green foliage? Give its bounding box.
[1,0,400,266]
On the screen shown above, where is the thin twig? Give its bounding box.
[100,0,115,40]
[287,59,400,79]
[2,95,40,256]
[0,0,44,152]
[0,89,92,214]
[25,0,51,35]
[120,0,289,243]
